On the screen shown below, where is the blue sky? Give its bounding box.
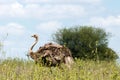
[0,0,120,59]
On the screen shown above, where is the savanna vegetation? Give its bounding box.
[0,58,120,80]
[0,26,120,80]
[53,26,118,60]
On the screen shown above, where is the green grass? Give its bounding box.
[0,58,120,80]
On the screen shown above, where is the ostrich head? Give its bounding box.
[31,34,38,40]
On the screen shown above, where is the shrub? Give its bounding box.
[53,26,118,60]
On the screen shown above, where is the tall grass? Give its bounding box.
[0,58,120,80]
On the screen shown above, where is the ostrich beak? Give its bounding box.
[31,35,34,37]
[26,54,30,59]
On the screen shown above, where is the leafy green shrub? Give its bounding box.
[53,26,118,60]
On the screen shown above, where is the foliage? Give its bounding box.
[53,26,118,60]
[0,58,120,80]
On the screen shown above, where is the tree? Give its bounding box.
[53,26,118,60]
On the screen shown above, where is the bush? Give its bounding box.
[53,26,118,60]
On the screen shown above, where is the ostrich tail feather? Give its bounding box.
[65,56,74,68]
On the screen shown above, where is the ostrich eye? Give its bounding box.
[33,35,36,37]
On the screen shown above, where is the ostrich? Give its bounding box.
[27,34,74,67]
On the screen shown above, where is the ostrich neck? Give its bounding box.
[30,38,38,51]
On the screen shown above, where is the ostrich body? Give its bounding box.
[28,34,74,67]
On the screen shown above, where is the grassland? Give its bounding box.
[0,58,120,80]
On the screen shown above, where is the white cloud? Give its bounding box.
[0,1,85,19]
[87,15,120,37]
[0,0,14,3]
[0,0,103,20]
[0,23,25,35]
[89,16,120,27]
[23,0,101,4]
[25,4,85,19]
[0,2,25,17]
[36,21,62,34]
[0,0,101,4]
